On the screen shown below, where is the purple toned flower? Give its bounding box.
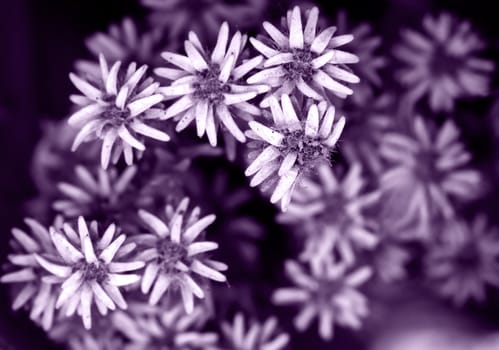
[245,95,345,211]
[221,313,290,350]
[34,217,144,329]
[379,117,481,235]
[394,12,494,112]
[135,197,227,313]
[69,55,170,169]
[273,259,372,340]
[156,22,268,148]
[248,6,360,106]
[425,215,499,306]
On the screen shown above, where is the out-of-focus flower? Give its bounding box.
[425,215,499,306]
[273,259,372,340]
[156,22,268,148]
[245,95,345,211]
[141,0,266,42]
[220,312,289,350]
[394,12,494,112]
[136,197,227,313]
[53,165,138,221]
[248,6,359,106]
[69,55,170,169]
[279,162,380,262]
[1,218,62,330]
[379,117,481,236]
[34,217,144,329]
[112,300,218,349]
[77,17,169,81]
[369,240,410,283]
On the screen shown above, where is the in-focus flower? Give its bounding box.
[245,95,345,211]
[69,55,170,169]
[273,259,372,340]
[136,197,227,313]
[425,215,499,306]
[221,312,289,350]
[248,6,359,105]
[156,22,268,148]
[379,117,481,236]
[34,217,144,329]
[394,12,494,112]
[1,218,62,330]
[279,162,380,262]
[53,165,138,221]
[112,300,218,349]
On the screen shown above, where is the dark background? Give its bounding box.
[1,0,499,348]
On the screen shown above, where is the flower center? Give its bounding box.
[415,150,439,181]
[193,64,230,104]
[102,106,131,126]
[282,130,330,167]
[283,49,315,82]
[76,261,108,283]
[430,44,463,78]
[156,240,188,272]
[316,279,342,306]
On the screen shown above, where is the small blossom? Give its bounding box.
[379,117,481,236]
[248,6,359,105]
[245,95,345,211]
[136,197,227,313]
[425,215,499,306]
[35,217,144,329]
[273,259,372,340]
[221,312,289,350]
[394,12,494,112]
[69,55,170,169]
[156,22,268,148]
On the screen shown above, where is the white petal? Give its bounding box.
[99,234,126,263]
[263,22,288,47]
[247,67,285,84]
[69,73,102,101]
[118,125,145,151]
[128,94,164,117]
[217,104,246,142]
[11,228,39,252]
[35,254,71,278]
[196,100,208,137]
[310,27,337,54]
[139,210,169,237]
[304,7,319,44]
[250,38,279,57]
[50,227,84,264]
[115,86,129,109]
[182,275,204,299]
[141,262,159,293]
[325,116,345,147]
[305,104,319,137]
[149,273,171,305]
[248,121,283,146]
[108,273,141,286]
[271,168,299,204]
[245,145,280,176]
[161,52,195,73]
[232,56,263,80]
[313,70,353,96]
[219,54,235,83]
[223,92,257,105]
[78,216,97,263]
[68,104,104,126]
[130,120,170,141]
[106,61,122,95]
[280,94,300,127]
[191,260,226,282]
[187,242,218,256]
[184,40,209,71]
[81,284,93,329]
[101,129,118,169]
[180,281,195,313]
[279,152,298,176]
[319,106,336,139]
[183,215,216,243]
[212,22,229,63]
[250,162,279,187]
[205,105,218,146]
[103,283,127,309]
[164,95,195,119]
[289,6,304,49]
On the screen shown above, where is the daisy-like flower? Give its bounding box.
[379,117,481,235]
[425,215,499,306]
[221,313,290,350]
[112,300,218,350]
[245,95,345,211]
[0,218,62,330]
[247,6,360,106]
[136,197,227,313]
[68,55,170,169]
[53,165,138,220]
[34,217,144,329]
[394,12,494,112]
[273,259,372,340]
[156,22,268,148]
[279,163,380,262]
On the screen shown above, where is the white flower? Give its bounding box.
[379,117,481,236]
[426,215,499,306]
[136,197,227,313]
[245,95,345,211]
[34,217,144,329]
[394,12,494,112]
[53,165,137,219]
[273,259,372,340]
[248,6,359,106]
[69,55,170,169]
[156,22,267,147]
[221,313,289,350]
[279,162,380,262]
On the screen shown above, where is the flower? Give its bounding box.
[425,215,499,306]
[34,217,144,329]
[0,218,62,330]
[136,197,227,313]
[394,12,494,112]
[53,165,138,221]
[112,300,218,349]
[156,22,268,147]
[379,117,481,236]
[247,6,359,106]
[279,162,380,262]
[68,55,170,169]
[245,95,345,211]
[273,259,372,340]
